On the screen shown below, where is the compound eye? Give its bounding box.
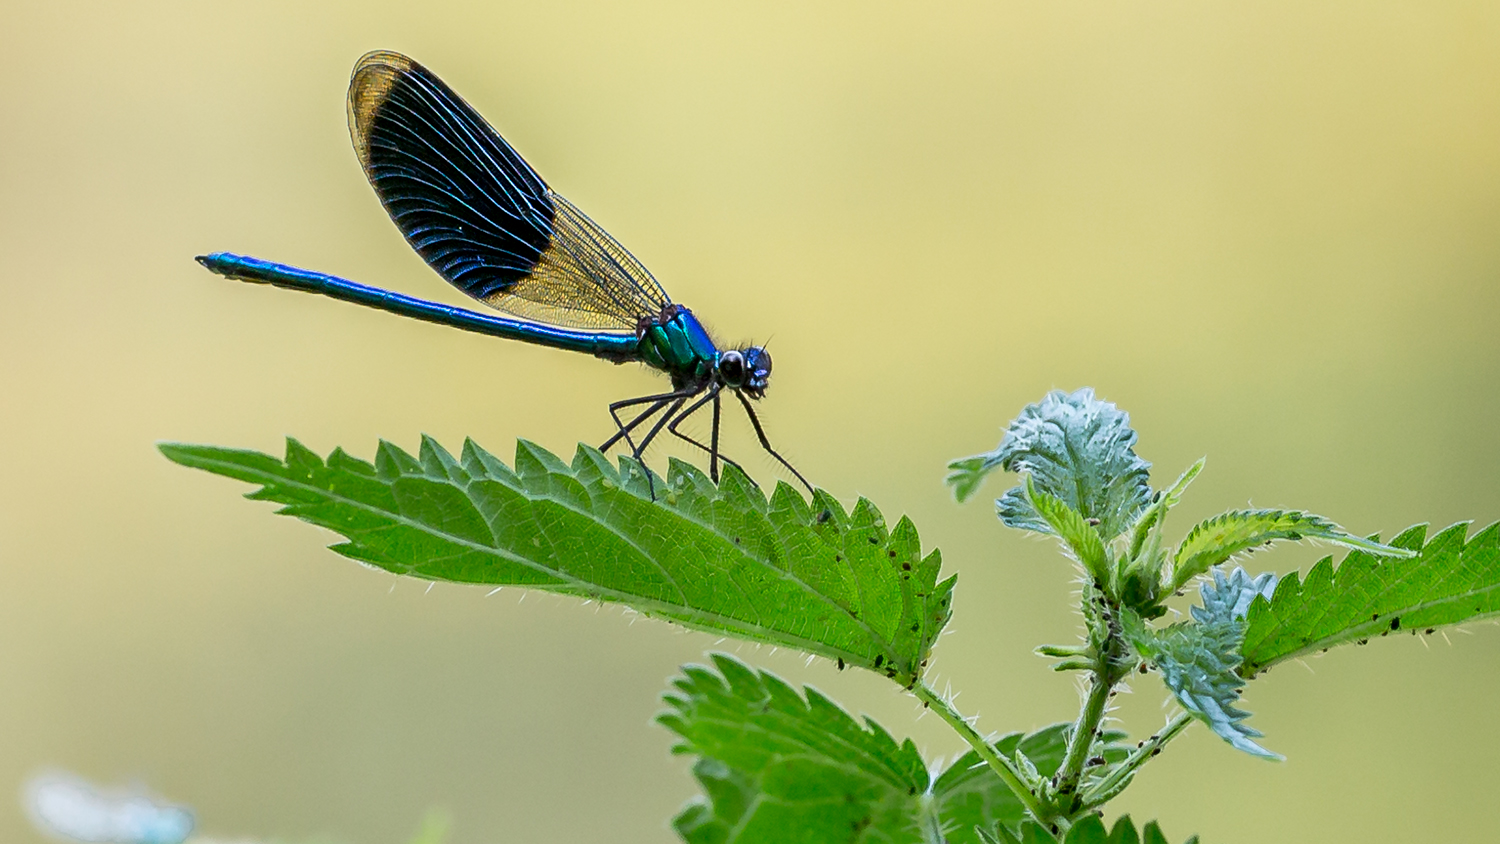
[748,348,772,378]
[718,350,746,386]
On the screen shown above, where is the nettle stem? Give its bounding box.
[1052,667,1114,806]
[1045,591,1136,825]
[914,584,1202,832]
[1080,711,1193,810]
[910,682,1045,822]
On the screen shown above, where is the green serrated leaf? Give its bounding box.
[1141,820,1196,844]
[660,655,930,844]
[995,818,1193,844]
[1025,476,1110,584]
[1104,815,1141,844]
[1129,569,1281,760]
[933,725,1129,844]
[160,438,952,686]
[1061,816,1109,843]
[990,389,1153,541]
[993,816,1192,844]
[1171,509,1412,592]
[1242,521,1500,675]
[1127,459,1204,562]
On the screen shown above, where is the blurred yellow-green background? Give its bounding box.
[2,1,1498,842]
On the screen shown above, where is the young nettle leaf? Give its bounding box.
[946,451,1008,504]
[1125,459,1203,564]
[978,389,1152,542]
[1242,521,1500,676]
[1024,476,1111,585]
[1128,568,1280,760]
[1170,509,1410,593]
[1034,643,1093,673]
[160,437,953,687]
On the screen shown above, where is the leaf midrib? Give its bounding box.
[196,449,904,668]
[1246,574,1500,671]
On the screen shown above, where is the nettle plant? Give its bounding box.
[163,388,1500,843]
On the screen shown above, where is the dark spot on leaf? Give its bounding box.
[873,655,884,668]
[733,537,740,545]
[868,536,879,545]
[836,658,845,670]
[887,550,897,558]
[834,555,842,562]
[901,562,911,571]
[1426,628,1435,634]
[816,509,832,524]
[1390,616,1401,630]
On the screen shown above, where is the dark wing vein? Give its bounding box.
[348,51,671,330]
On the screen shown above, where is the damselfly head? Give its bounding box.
[717,347,772,397]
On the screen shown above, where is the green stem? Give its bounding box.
[911,682,1044,823]
[1079,712,1194,809]
[1052,668,1113,809]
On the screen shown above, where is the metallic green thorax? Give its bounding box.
[636,305,719,389]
